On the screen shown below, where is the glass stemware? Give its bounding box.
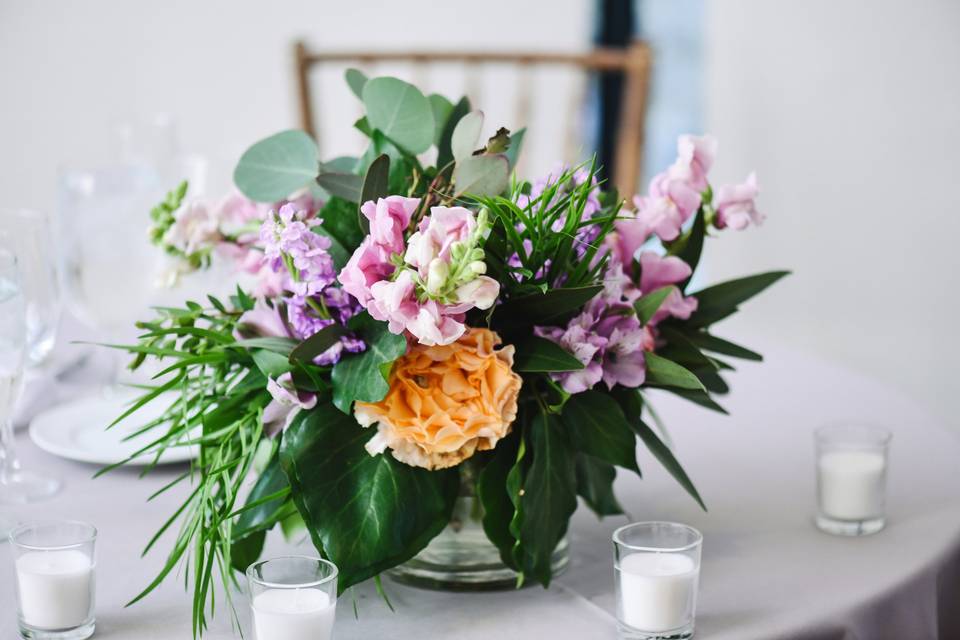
[0,210,62,367]
[0,235,62,508]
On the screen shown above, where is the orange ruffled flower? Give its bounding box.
[354,328,522,470]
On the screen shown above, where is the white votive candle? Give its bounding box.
[818,450,886,520]
[15,549,94,629]
[618,552,698,632]
[252,588,335,640]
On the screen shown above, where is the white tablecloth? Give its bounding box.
[2,338,959,640]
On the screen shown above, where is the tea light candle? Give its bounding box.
[15,549,94,630]
[617,552,698,632]
[252,588,335,640]
[818,450,885,520]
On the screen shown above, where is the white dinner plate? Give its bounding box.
[29,391,198,467]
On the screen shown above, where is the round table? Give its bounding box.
[2,338,959,640]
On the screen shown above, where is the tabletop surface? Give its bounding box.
[2,337,959,640]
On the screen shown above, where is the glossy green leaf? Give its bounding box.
[233,130,319,202]
[230,456,291,571]
[612,387,706,510]
[644,352,706,391]
[428,94,454,145]
[493,285,603,330]
[436,96,471,168]
[512,336,584,373]
[289,325,348,364]
[657,387,728,414]
[686,332,763,361]
[477,433,521,570]
[453,154,509,197]
[252,349,292,378]
[689,270,790,327]
[451,110,484,161]
[330,315,407,413]
[668,208,705,291]
[344,68,368,99]
[561,390,639,473]
[357,154,390,233]
[575,454,624,517]
[634,286,676,325]
[362,77,435,154]
[281,405,459,591]
[516,412,577,587]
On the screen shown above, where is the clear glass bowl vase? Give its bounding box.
[387,473,569,591]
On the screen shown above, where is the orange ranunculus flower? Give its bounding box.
[354,327,523,470]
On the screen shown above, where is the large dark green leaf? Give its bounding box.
[280,406,459,590]
[362,77,435,154]
[357,154,390,233]
[656,387,728,414]
[644,352,706,391]
[330,315,407,413]
[612,388,706,511]
[689,270,790,327]
[314,196,365,269]
[512,336,584,373]
[493,285,603,330]
[634,286,676,325]
[477,434,521,570]
[561,390,639,473]
[516,413,577,587]
[436,96,472,168]
[575,454,624,517]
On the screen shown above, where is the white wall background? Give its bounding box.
[702,0,960,430]
[1,0,958,428]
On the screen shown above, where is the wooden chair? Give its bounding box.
[293,41,653,196]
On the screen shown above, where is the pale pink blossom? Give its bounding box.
[454,275,499,310]
[715,172,764,230]
[404,206,476,275]
[361,196,419,256]
[638,252,699,323]
[235,299,290,339]
[668,134,718,192]
[163,200,221,255]
[338,238,394,305]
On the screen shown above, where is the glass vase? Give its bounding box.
[386,466,569,591]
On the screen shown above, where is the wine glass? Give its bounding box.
[0,234,61,507]
[0,210,62,367]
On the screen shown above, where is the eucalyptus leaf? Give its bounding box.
[313,156,358,200]
[561,390,639,473]
[315,171,362,203]
[436,96,471,168]
[451,110,484,161]
[362,77,435,154]
[504,127,526,170]
[280,405,459,591]
[428,94,454,145]
[233,130,319,202]
[453,154,509,197]
[344,68,368,99]
[330,315,407,413]
[513,336,584,373]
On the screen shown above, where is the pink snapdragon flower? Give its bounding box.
[715,172,764,230]
[668,134,717,192]
[339,199,500,347]
[638,252,698,323]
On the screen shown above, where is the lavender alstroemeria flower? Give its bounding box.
[263,372,317,437]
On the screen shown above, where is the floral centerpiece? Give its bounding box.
[111,72,785,633]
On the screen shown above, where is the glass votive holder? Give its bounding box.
[815,423,892,536]
[9,520,97,640]
[613,522,702,640]
[246,555,338,640]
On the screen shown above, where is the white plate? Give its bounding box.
[29,392,198,467]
